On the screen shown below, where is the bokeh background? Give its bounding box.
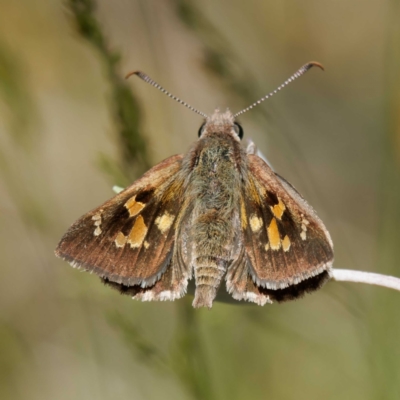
[1,1,400,399]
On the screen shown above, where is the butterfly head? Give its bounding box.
[198,109,244,141]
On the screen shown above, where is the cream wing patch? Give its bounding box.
[155,212,174,234]
[300,214,310,241]
[92,211,103,236]
[115,232,127,248]
[250,214,263,232]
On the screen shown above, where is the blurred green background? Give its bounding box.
[1,0,400,399]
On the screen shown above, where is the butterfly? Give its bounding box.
[55,62,333,308]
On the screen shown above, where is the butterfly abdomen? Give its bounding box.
[191,211,232,308]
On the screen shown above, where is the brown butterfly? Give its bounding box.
[55,62,333,308]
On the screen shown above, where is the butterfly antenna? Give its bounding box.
[126,71,208,118]
[233,61,324,118]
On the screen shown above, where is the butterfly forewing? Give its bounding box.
[55,155,186,287]
[241,154,333,290]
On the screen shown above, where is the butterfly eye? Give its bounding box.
[198,122,206,137]
[233,122,244,140]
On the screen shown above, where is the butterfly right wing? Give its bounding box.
[227,154,333,304]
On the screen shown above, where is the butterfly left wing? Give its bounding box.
[55,154,191,298]
[227,154,333,304]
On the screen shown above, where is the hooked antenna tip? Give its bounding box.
[125,70,142,80]
[307,61,325,71]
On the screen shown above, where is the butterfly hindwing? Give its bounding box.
[55,155,187,288]
[238,154,333,296]
[102,257,189,301]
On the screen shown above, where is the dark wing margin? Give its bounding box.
[55,155,190,296]
[227,154,333,304]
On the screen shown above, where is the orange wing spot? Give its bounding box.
[128,215,148,248]
[125,196,145,217]
[240,197,247,229]
[267,218,281,250]
[282,235,291,252]
[115,232,127,248]
[271,198,286,220]
[248,178,261,205]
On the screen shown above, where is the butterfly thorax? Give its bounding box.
[182,116,246,308]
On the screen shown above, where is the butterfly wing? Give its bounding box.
[55,155,191,297]
[227,154,333,304]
